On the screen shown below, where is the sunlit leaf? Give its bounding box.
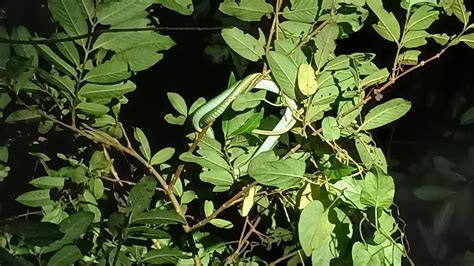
[142,247,190,264]
[406,5,439,31]
[76,102,110,116]
[221,27,265,62]
[134,127,151,161]
[167,92,188,116]
[47,245,82,266]
[248,151,304,188]
[297,63,318,96]
[5,109,41,124]
[219,0,273,22]
[359,98,411,131]
[155,0,194,15]
[131,209,186,225]
[16,189,52,207]
[366,0,401,42]
[282,0,319,23]
[151,147,175,165]
[48,0,88,46]
[298,201,335,257]
[96,1,153,25]
[83,58,130,83]
[360,169,395,209]
[267,51,298,99]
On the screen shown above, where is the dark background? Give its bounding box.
[1,0,474,265]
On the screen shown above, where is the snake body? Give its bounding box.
[192,73,297,156]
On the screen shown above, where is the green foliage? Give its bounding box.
[0,0,473,265]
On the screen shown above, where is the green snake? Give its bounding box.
[192,73,297,157]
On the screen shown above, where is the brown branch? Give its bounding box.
[184,181,257,233]
[269,250,301,266]
[170,123,212,188]
[226,216,262,264]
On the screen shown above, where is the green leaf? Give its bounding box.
[131,209,186,225]
[16,189,51,207]
[229,109,264,137]
[151,147,175,165]
[134,127,151,161]
[79,81,136,100]
[0,146,8,162]
[267,51,298,99]
[114,46,163,72]
[126,226,170,239]
[248,151,304,189]
[54,32,80,67]
[406,5,439,31]
[128,176,157,216]
[331,176,365,209]
[94,19,175,52]
[441,0,470,27]
[79,0,95,22]
[29,176,65,189]
[189,97,206,115]
[430,33,451,45]
[298,201,335,256]
[79,190,101,223]
[4,221,63,247]
[89,178,104,199]
[167,92,188,116]
[210,218,234,229]
[219,0,273,22]
[221,27,265,62]
[36,68,75,100]
[34,41,77,77]
[359,98,411,131]
[48,0,88,47]
[179,152,230,171]
[43,212,94,253]
[360,68,389,88]
[460,106,474,125]
[47,245,82,266]
[11,26,38,67]
[402,30,429,48]
[355,134,387,171]
[199,169,234,187]
[323,55,350,71]
[142,247,189,264]
[366,0,401,43]
[282,0,319,23]
[297,63,318,96]
[414,185,457,201]
[232,90,267,112]
[352,242,384,265]
[321,116,340,141]
[154,0,194,15]
[398,50,421,65]
[5,109,41,124]
[83,58,130,83]
[0,27,11,69]
[89,151,110,171]
[76,102,110,116]
[204,200,214,217]
[314,23,339,70]
[360,169,395,209]
[460,33,474,48]
[96,1,153,25]
[164,114,186,125]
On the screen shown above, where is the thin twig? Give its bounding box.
[184,181,257,233]
[269,250,301,266]
[0,27,223,45]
